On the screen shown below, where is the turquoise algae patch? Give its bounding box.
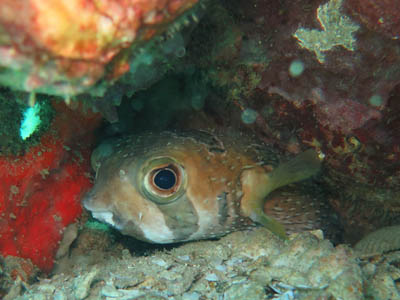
[0,89,54,155]
[20,102,41,140]
[84,219,112,232]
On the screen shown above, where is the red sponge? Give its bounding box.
[0,101,101,273]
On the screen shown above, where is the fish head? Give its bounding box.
[83,132,240,243]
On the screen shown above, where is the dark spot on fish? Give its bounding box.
[217,192,229,226]
[156,194,199,241]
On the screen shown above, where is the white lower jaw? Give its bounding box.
[92,211,123,230]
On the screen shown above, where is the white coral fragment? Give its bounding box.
[293,0,359,63]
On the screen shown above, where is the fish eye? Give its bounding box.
[153,168,177,190]
[140,157,186,204]
[147,164,182,199]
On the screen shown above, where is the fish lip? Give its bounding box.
[82,196,111,221]
[82,199,92,211]
[82,190,92,205]
[82,192,100,212]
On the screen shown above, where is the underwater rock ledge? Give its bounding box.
[6,228,368,300]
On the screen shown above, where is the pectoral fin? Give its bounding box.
[240,166,287,239]
[250,209,288,239]
[240,149,322,240]
[267,149,322,191]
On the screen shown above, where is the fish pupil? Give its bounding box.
[154,169,176,190]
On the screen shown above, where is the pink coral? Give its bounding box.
[314,98,382,134]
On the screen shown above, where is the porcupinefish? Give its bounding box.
[83,130,322,243]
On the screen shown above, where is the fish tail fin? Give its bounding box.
[268,149,322,191]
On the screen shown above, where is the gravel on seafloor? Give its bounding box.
[4,228,400,300]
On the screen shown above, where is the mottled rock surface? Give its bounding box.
[7,228,367,300]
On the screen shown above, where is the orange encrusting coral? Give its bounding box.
[0,101,102,272]
[0,0,199,96]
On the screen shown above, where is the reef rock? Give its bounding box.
[188,0,400,241]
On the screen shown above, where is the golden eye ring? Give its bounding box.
[140,157,186,204]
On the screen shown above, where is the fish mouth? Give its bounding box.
[82,191,109,214]
[82,194,124,230]
[82,190,97,211]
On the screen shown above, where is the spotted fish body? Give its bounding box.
[83,131,321,243]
